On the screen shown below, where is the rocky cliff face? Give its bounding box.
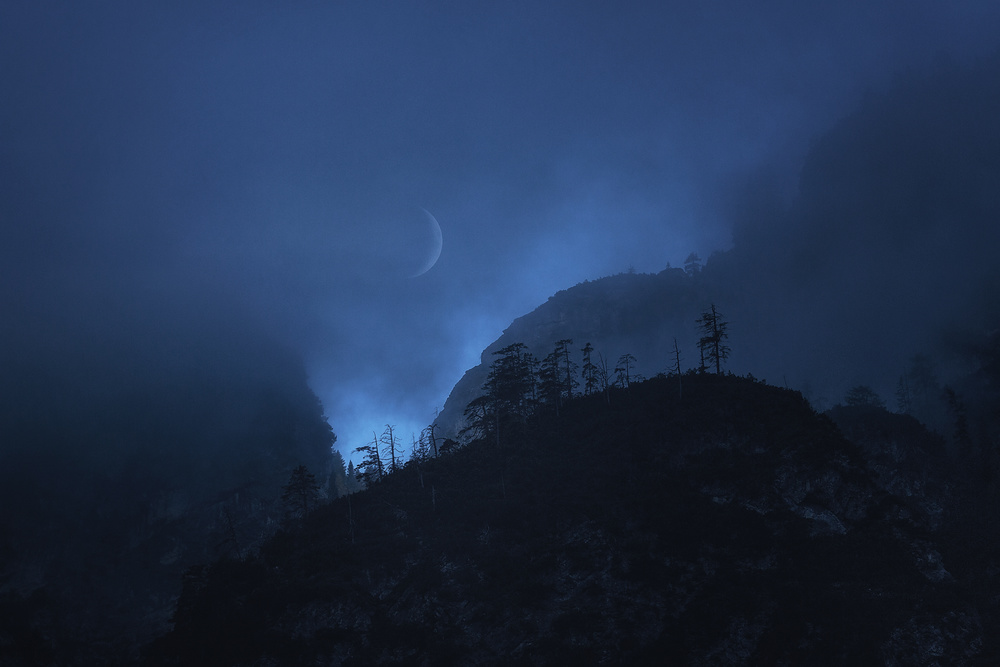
[435,268,714,440]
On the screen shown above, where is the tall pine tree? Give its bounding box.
[354,433,384,487]
[581,342,598,396]
[615,353,637,388]
[557,339,579,400]
[696,304,730,375]
[281,465,321,517]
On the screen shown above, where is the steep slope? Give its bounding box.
[436,268,718,440]
[145,374,995,665]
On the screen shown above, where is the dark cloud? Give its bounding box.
[2,1,1000,454]
[719,54,1000,406]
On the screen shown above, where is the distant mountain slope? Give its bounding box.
[435,268,719,440]
[144,374,998,665]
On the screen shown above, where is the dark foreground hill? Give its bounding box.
[144,374,998,665]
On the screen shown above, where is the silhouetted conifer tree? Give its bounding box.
[486,343,537,421]
[328,450,351,498]
[536,339,579,413]
[345,460,362,493]
[671,337,683,399]
[615,353,637,388]
[696,304,730,374]
[354,434,384,486]
[844,385,885,408]
[438,438,458,455]
[540,349,564,415]
[581,342,598,396]
[556,339,579,400]
[471,342,540,448]
[409,433,431,489]
[428,423,440,457]
[461,395,494,442]
[281,465,320,517]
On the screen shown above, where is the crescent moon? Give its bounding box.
[409,208,443,278]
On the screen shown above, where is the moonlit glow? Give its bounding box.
[410,208,443,278]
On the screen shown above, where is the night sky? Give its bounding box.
[3,1,1000,459]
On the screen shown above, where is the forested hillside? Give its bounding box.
[144,373,1000,665]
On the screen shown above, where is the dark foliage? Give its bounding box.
[144,374,999,665]
[282,465,322,518]
[697,303,730,375]
[844,384,886,408]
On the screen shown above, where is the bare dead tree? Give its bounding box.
[379,424,403,473]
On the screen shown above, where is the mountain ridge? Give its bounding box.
[435,267,718,440]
